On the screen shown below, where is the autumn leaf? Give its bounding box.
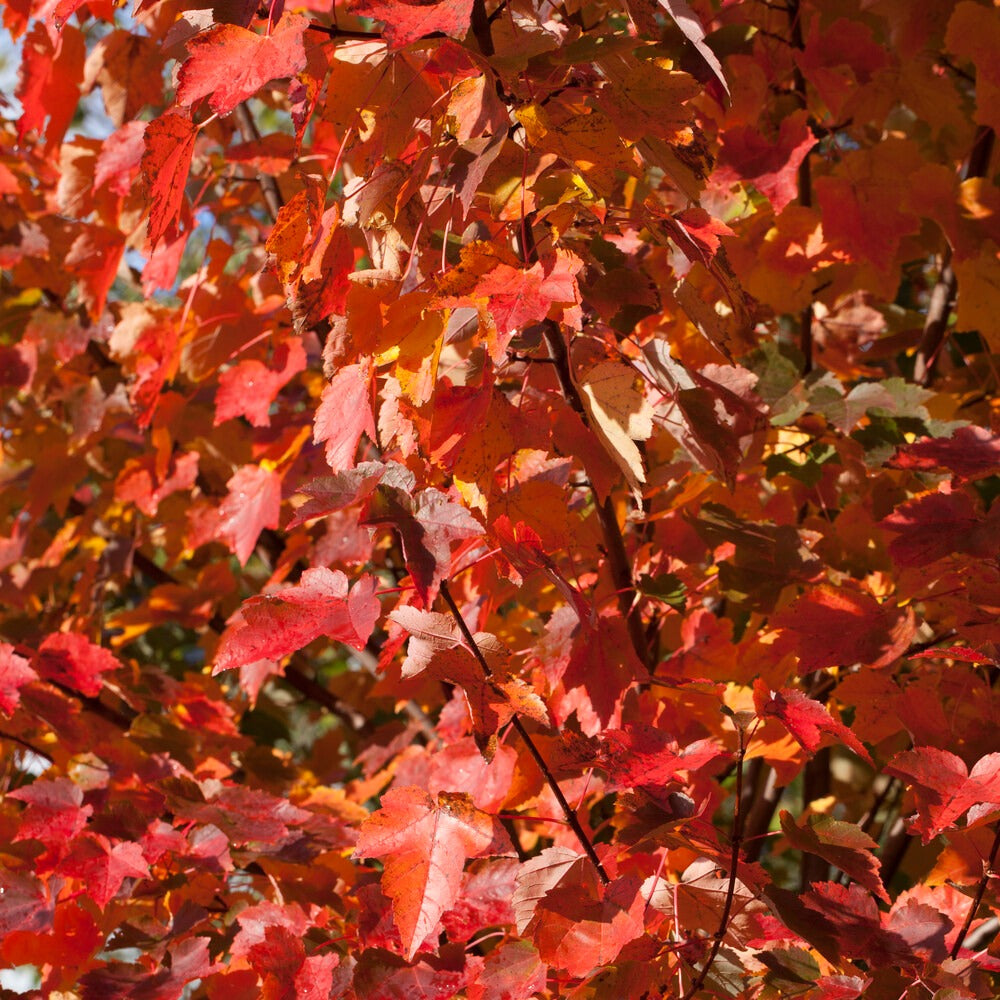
[176,15,309,116]
[0,644,37,716]
[36,633,120,697]
[141,111,197,249]
[579,360,654,499]
[350,0,475,49]
[884,747,1000,843]
[779,811,888,902]
[214,569,380,675]
[772,584,915,674]
[59,834,150,908]
[313,361,376,474]
[354,787,513,959]
[754,679,872,765]
[214,463,282,566]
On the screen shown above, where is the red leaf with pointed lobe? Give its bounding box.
[215,339,307,427]
[778,811,888,901]
[881,488,1000,566]
[908,646,994,665]
[466,939,547,1000]
[440,857,518,942]
[354,787,513,960]
[314,361,376,473]
[772,584,915,673]
[884,747,1000,843]
[9,776,92,847]
[287,462,391,529]
[214,568,379,675]
[754,679,872,764]
[36,633,120,697]
[530,875,645,977]
[367,486,483,603]
[176,15,309,116]
[889,425,1000,481]
[601,726,726,790]
[215,463,282,566]
[59,835,150,908]
[141,112,197,249]
[350,0,475,48]
[94,121,146,196]
[0,643,37,715]
[17,22,85,148]
[717,111,817,213]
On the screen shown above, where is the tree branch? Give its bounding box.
[439,579,610,884]
[682,722,748,999]
[233,102,284,224]
[951,822,1000,958]
[913,124,995,386]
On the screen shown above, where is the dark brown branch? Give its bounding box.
[742,763,782,862]
[913,125,995,386]
[681,722,748,999]
[439,580,610,884]
[787,0,813,373]
[951,822,1000,958]
[233,103,284,224]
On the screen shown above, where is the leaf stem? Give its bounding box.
[681,724,748,1000]
[950,821,1000,959]
[439,579,610,884]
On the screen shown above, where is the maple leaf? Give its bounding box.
[354,787,513,959]
[176,15,309,116]
[350,0,476,49]
[313,361,376,473]
[0,643,37,715]
[9,776,93,848]
[884,747,1000,843]
[367,486,483,603]
[466,940,547,1000]
[645,858,764,949]
[529,875,646,977]
[772,584,915,674]
[140,111,197,249]
[215,339,307,428]
[717,111,817,213]
[881,487,1000,567]
[214,569,380,675]
[753,679,872,765]
[36,633,120,697]
[778,811,887,901]
[214,463,282,566]
[579,360,654,500]
[59,834,150,908]
[889,425,1000,482]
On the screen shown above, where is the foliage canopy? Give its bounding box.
[2,0,1000,996]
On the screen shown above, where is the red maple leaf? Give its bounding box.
[59,834,150,908]
[36,633,120,697]
[753,679,872,764]
[214,463,282,566]
[9,776,93,848]
[313,361,376,473]
[175,15,309,116]
[889,425,1000,482]
[140,111,197,249]
[350,0,476,49]
[0,643,37,715]
[884,747,1000,843]
[215,339,307,428]
[214,568,379,674]
[354,787,513,959]
[772,583,915,674]
[717,111,817,213]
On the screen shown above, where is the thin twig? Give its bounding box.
[787,0,813,374]
[439,580,610,884]
[951,822,1000,959]
[233,103,284,224]
[913,125,995,386]
[681,722,749,999]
